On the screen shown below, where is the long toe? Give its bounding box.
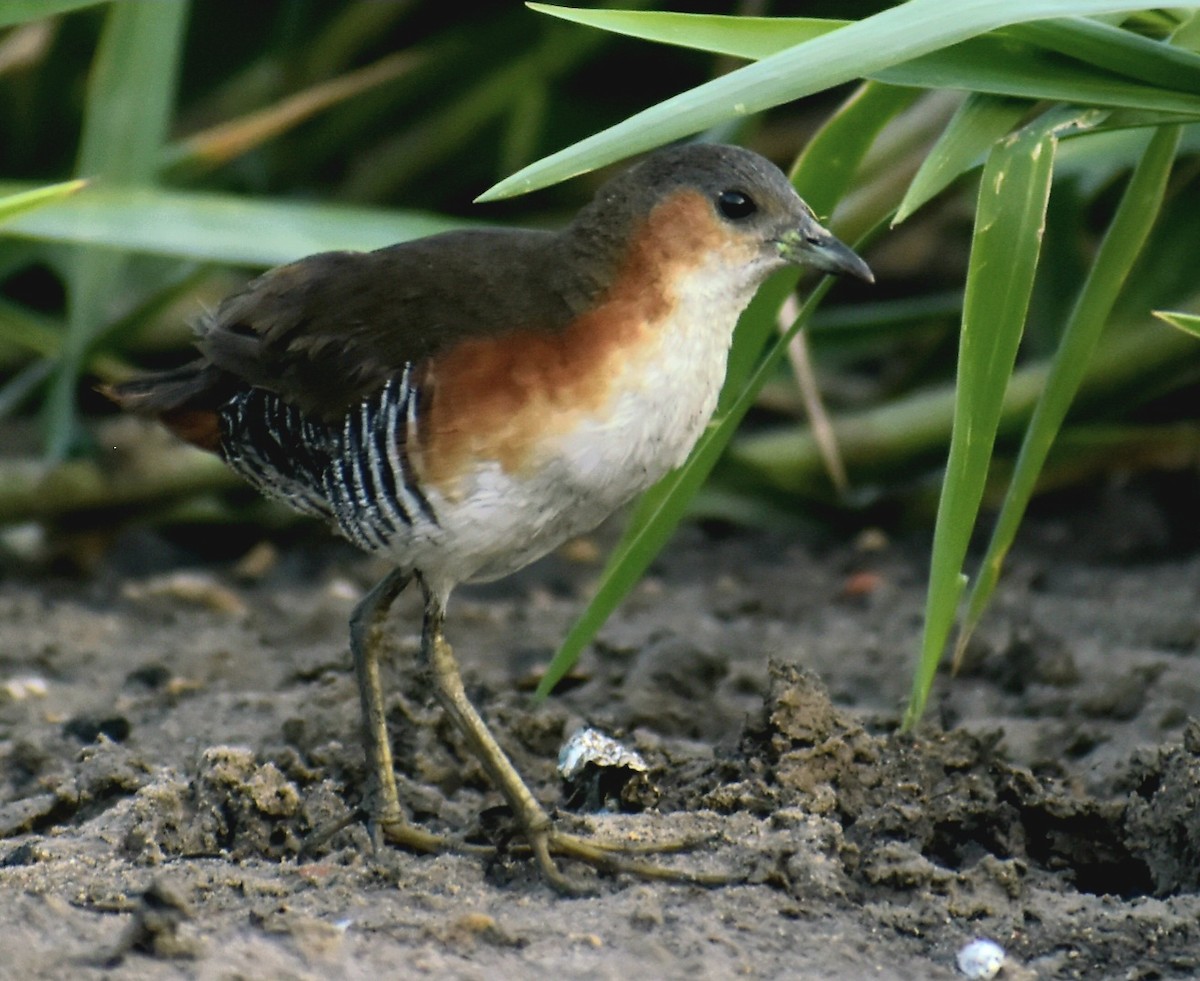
[379,816,494,857]
[503,817,742,892]
[304,808,494,859]
[545,829,740,888]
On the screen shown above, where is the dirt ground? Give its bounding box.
[2,466,1199,980]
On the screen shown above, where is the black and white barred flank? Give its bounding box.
[218,370,437,551]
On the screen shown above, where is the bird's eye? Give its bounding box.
[717,190,756,220]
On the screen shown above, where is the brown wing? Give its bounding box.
[195,226,607,419]
[108,225,611,432]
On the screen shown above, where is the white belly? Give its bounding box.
[401,254,758,596]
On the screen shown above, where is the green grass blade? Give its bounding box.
[534,81,910,700]
[484,1,1170,200]
[89,266,211,366]
[163,51,422,176]
[0,179,87,224]
[1171,10,1200,49]
[0,0,109,28]
[346,0,652,199]
[0,299,70,361]
[730,318,1198,497]
[500,82,550,176]
[1154,310,1200,338]
[954,124,1182,665]
[895,94,1030,224]
[0,296,129,419]
[808,291,964,338]
[1008,17,1200,92]
[879,36,1200,114]
[657,82,916,411]
[1026,422,1200,489]
[522,9,1200,117]
[0,183,472,266]
[902,113,1059,730]
[0,359,54,419]
[46,0,188,459]
[0,273,187,381]
[790,83,922,219]
[522,9,842,60]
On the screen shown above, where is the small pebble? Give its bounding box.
[854,527,889,552]
[122,572,246,616]
[232,541,278,580]
[957,938,1005,979]
[559,536,601,564]
[325,577,363,604]
[0,522,46,561]
[1,675,48,702]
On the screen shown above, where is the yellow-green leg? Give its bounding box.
[415,576,732,892]
[349,568,484,855]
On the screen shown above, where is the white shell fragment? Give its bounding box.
[956,938,1006,979]
[558,727,656,813]
[557,727,647,781]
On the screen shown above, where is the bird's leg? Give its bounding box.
[348,567,410,841]
[348,567,484,855]
[416,579,732,892]
[415,585,574,887]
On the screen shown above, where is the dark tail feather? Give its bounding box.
[101,361,220,413]
[101,362,229,452]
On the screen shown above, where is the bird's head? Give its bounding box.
[571,143,873,290]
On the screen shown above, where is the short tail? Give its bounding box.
[101,361,221,413]
[101,362,229,452]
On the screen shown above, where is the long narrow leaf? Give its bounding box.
[164,51,423,175]
[1008,17,1200,92]
[791,84,921,218]
[519,10,841,60]
[524,9,1200,107]
[730,319,1199,496]
[877,35,1200,113]
[954,124,1183,663]
[0,287,162,380]
[347,1,652,200]
[0,184,469,267]
[1155,310,1200,338]
[0,299,70,361]
[0,359,54,419]
[902,114,1058,730]
[0,178,87,224]
[47,0,188,458]
[0,0,108,28]
[895,94,1030,223]
[483,1,1170,200]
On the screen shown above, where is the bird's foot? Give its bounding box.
[507,818,738,894]
[377,813,494,857]
[302,805,493,860]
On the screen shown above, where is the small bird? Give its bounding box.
[107,143,871,889]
